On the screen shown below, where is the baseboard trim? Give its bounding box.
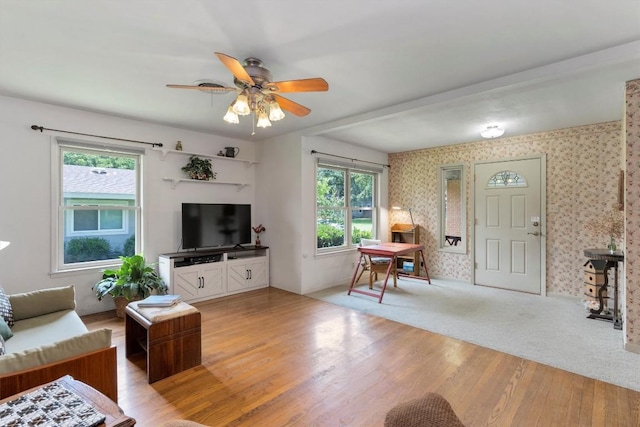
[624,341,640,354]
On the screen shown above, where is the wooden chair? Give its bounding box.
[356,239,398,290]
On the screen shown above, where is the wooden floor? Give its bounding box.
[83,288,640,427]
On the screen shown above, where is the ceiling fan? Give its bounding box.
[167,52,329,129]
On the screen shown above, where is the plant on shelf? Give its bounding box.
[585,207,624,253]
[181,155,217,180]
[93,254,168,317]
[252,224,266,247]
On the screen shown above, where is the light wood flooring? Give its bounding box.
[83,288,640,427]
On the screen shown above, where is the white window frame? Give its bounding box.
[315,160,379,254]
[65,199,129,236]
[51,140,142,273]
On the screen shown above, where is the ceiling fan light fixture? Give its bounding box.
[480,125,505,139]
[167,52,328,134]
[268,100,285,121]
[256,108,272,128]
[223,105,239,124]
[233,93,251,116]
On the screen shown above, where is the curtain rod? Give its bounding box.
[310,150,390,168]
[30,125,163,148]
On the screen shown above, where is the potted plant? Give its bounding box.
[94,254,168,317]
[181,155,216,180]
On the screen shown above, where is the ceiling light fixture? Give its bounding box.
[223,91,285,129]
[223,104,240,124]
[256,105,272,128]
[268,99,285,122]
[480,125,505,139]
[232,92,251,116]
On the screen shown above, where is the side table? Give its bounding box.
[125,301,202,383]
[0,375,135,426]
[584,248,624,330]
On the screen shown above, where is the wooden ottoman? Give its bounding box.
[125,301,201,383]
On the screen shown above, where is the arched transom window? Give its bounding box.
[486,170,527,188]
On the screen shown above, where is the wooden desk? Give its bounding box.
[0,375,135,426]
[584,248,624,329]
[348,243,431,303]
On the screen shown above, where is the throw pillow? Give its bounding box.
[0,334,5,356]
[0,316,12,340]
[0,285,14,327]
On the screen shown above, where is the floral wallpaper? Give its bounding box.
[625,79,640,348]
[389,121,623,298]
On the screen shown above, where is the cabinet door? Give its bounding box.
[200,263,226,297]
[246,259,267,289]
[174,267,201,300]
[227,262,249,292]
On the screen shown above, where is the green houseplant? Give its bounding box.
[181,155,216,180]
[94,254,168,317]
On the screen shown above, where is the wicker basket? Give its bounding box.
[114,295,141,318]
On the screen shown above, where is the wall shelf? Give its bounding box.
[153,147,258,167]
[162,177,248,191]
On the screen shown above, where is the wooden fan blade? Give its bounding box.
[273,94,311,117]
[215,52,255,86]
[268,78,329,93]
[166,84,237,93]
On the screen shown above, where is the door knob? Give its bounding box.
[527,231,540,236]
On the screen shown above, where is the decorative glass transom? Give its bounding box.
[486,170,527,188]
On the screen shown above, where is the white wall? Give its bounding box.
[257,133,389,295]
[255,132,304,293]
[0,95,390,313]
[0,95,255,315]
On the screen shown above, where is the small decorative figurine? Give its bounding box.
[252,224,266,247]
[175,140,183,151]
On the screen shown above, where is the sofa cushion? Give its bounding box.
[0,285,14,327]
[6,310,88,354]
[0,328,112,375]
[0,317,12,341]
[9,285,76,321]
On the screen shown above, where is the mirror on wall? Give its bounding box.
[438,164,466,253]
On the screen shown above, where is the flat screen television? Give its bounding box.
[181,203,251,250]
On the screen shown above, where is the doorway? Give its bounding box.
[474,156,546,294]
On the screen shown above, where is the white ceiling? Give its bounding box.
[0,0,638,153]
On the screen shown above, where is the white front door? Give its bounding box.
[474,157,545,294]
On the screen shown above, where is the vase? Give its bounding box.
[607,236,617,254]
[255,236,261,247]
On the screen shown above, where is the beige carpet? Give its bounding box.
[308,277,640,391]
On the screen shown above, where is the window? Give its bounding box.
[316,162,377,251]
[66,199,128,235]
[54,142,141,270]
[486,170,527,188]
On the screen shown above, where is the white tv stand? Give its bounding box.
[158,246,269,303]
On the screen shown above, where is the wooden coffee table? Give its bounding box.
[0,375,135,426]
[125,301,202,383]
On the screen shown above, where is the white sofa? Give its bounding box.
[0,285,118,401]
